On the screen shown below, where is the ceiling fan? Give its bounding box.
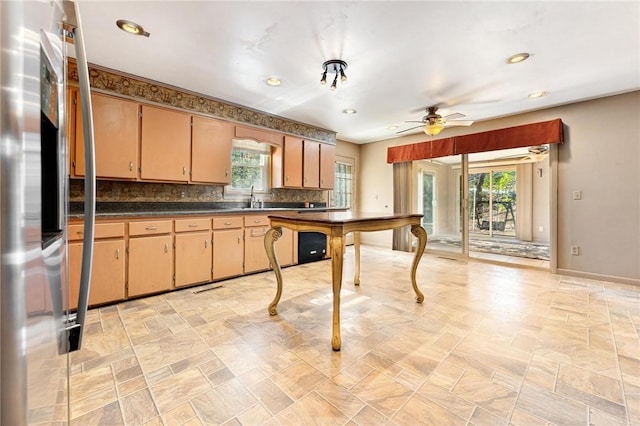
[397,106,474,136]
[500,145,550,163]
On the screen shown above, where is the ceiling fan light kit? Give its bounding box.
[398,106,473,136]
[320,60,348,90]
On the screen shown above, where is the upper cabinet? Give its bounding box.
[303,140,320,188]
[272,137,335,190]
[70,90,140,179]
[319,143,335,190]
[140,105,191,182]
[191,115,234,184]
[272,135,303,188]
[73,92,140,179]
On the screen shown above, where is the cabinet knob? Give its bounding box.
[183,166,187,175]
[204,240,208,248]
[164,243,168,253]
[115,249,120,259]
[145,225,157,231]
[225,170,229,177]
[188,224,199,228]
[224,221,232,226]
[129,161,134,171]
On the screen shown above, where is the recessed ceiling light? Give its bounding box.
[116,19,150,37]
[343,108,357,114]
[387,125,398,130]
[528,91,548,99]
[506,52,530,64]
[266,77,281,86]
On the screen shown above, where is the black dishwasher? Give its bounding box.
[298,232,327,264]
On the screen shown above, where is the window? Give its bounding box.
[227,139,271,194]
[332,161,353,208]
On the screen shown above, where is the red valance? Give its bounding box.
[387,118,564,163]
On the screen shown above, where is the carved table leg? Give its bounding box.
[329,234,345,351]
[410,224,427,303]
[353,231,361,286]
[264,227,283,315]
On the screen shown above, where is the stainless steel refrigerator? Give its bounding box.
[1,1,96,423]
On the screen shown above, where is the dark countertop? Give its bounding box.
[68,201,343,219]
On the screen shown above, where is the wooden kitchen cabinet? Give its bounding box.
[74,93,140,179]
[319,143,336,189]
[191,115,234,184]
[243,215,294,272]
[212,230,244,280]
[140,105,191,182]
[303,140,320,188]
[272,135,303,188]
[174,218,212,287]
[128,220,173,297]
[68,222,126,309]
[243,215,271,273]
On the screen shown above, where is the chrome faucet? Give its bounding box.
[250,186,257,208]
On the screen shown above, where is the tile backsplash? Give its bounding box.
[69,179,327,204]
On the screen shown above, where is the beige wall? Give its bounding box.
[356,90,640,283]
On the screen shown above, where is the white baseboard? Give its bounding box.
[556,268,640,287]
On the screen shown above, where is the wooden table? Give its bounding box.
[264,212,427,351]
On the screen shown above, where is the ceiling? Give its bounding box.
[76,1,639,145]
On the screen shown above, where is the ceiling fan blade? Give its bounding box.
[396,125,423,134]
[444,120,474,127]
[442,112,466,120]
[404,120,426,123]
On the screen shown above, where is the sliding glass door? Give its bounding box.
[469,168,516,238]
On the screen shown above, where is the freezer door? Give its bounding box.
[0,1,70,424]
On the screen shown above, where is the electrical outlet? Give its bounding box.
[571,245,580,256]
[538,226,544,232]
[572,190,582,200]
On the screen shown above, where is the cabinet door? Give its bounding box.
[67,88,80,177]
[191,116,233,184]
[275,227,294,267]
[244,226,270,273]
[175,232,212,287]
[69,240,126,309]
[74,93,139,179]
[303,140,320,188]
[213,229,244,279]
[319,143,336,189]
[140,105,191,182]
[283,136,303,187]
[128,235,173,297]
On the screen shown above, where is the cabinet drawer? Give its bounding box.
[175,218,211,233]
[244,215,270,227]
[68,222,125,241]
[129,220,172,236]
[212,216,243,230]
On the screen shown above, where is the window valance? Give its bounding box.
[386,118,564,164]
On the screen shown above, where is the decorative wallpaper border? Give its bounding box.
[67,60,336,144]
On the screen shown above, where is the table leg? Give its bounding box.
[264,227,283,315]
[353,231,360,285]
[410,224,427,303]
[329,234,345,351]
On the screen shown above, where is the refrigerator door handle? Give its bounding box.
[66,1,95,353]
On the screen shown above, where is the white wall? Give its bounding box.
[356,91,640,283]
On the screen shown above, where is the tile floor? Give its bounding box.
[70,246,639,425]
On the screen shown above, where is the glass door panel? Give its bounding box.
[417,156,462,254]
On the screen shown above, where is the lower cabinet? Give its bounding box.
[175,231,212,287]
[275,227,294,267]
[174,218,212,287]
[68,222,126,309]
[212,228,244,279]
[128,234,173,297]
[244,225,270,273]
